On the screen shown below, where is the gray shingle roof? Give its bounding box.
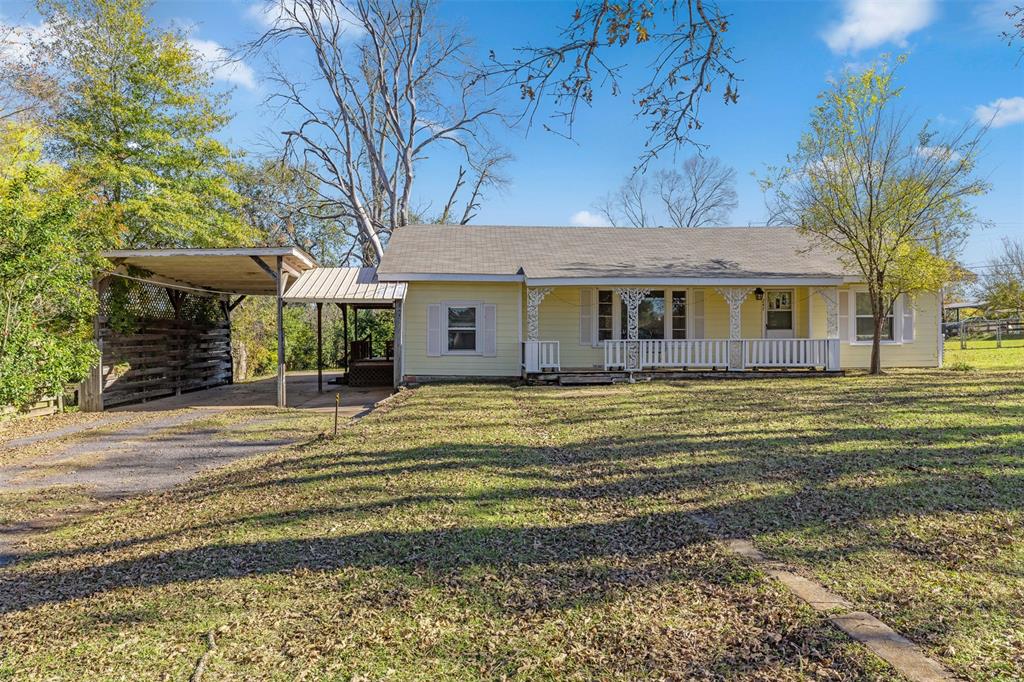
[376,225,849,280]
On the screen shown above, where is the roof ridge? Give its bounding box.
[402,224,796,231]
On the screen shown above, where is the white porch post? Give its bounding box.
[615,287,649,371]
[524,287,551,372]
[714,287,753,370]
[812,286,841,371]
[526,287,552,341]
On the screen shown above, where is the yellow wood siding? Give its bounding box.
[536,286,605,368]
[838,289,940,368]
[402,282,522,377]
[400,282,941,377]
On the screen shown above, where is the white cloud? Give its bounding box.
[975,97,1024,128]
[916,145,961,162]
[569,210,611,227]
[0,20,53,64]
[244,2,279,29]
[823,0,936,53]
[187,37,257,90]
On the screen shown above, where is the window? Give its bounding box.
[855,292,893,341]
[765,290,793,331]
[671,291,687,339]
[622,290,665,339]
[597,290,613,341]
[446,305,477,351]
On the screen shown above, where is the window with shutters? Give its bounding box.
[597,290,613,340]
[445,304,478,352]
[671,291,687,339]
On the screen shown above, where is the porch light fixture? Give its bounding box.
[754,287,765,301]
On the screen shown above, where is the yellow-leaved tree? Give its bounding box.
[762,57,987,374]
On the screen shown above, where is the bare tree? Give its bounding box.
[489,1,739,168]
[246,0,508,265]
[655,156,737,226]
[595,156,737,227]
[979,238,1024,316]
[1004,5,1024,57]
[438,149,512,225]
[0,24,59,122]
[595,175,653,227]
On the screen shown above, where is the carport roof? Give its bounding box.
[282,267,405,304]
[103,247,317,296]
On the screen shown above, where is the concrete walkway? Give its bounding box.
[726,538,962,681]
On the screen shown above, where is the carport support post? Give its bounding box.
[316,302,323,393]
[276,256,286,408]
[342,303,349,369]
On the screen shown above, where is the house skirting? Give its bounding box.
[526,367,845,386]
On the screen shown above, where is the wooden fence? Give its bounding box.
[0,396,61,421]
[100,318,232,408]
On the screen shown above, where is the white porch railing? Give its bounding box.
[524,340,560,372]
[743,338,830,368]
[604,339,730,370]
[603,338,839,371]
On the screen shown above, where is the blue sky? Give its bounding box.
[2,0,1022,270]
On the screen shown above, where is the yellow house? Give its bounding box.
[376,225,942,382]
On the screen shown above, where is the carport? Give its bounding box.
[84,248,404,411]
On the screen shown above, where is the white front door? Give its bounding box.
[764,290,795,339]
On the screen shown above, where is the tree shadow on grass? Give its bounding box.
[1,375,1022,677]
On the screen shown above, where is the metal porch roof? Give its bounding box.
[282,267,406,304]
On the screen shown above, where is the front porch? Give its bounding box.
[522,284,842,375]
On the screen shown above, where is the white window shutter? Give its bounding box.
[482,304,497,356]
[427,304,442,356]
[579,288,594,345]
[838,290,849,342]
[902,294,915,343]
[692,289,705,339]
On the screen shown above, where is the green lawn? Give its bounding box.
[1,367,1022,680]
[944,338,1024,371]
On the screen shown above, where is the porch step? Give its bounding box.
[558,374,619,385]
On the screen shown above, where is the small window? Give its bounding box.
[598,290,613,341]
[855,292,893,341]
[447,305,477,351]
[671,291,687,339]
[765,290,793,331]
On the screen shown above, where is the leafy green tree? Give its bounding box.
[762,58,987,374]
[35,0,251,247]
[231,158,352,266]
[0,122,109,408]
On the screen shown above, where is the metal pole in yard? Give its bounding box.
[960,323,966,350]
[334,392,340,437]
[997,324,1002,349]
